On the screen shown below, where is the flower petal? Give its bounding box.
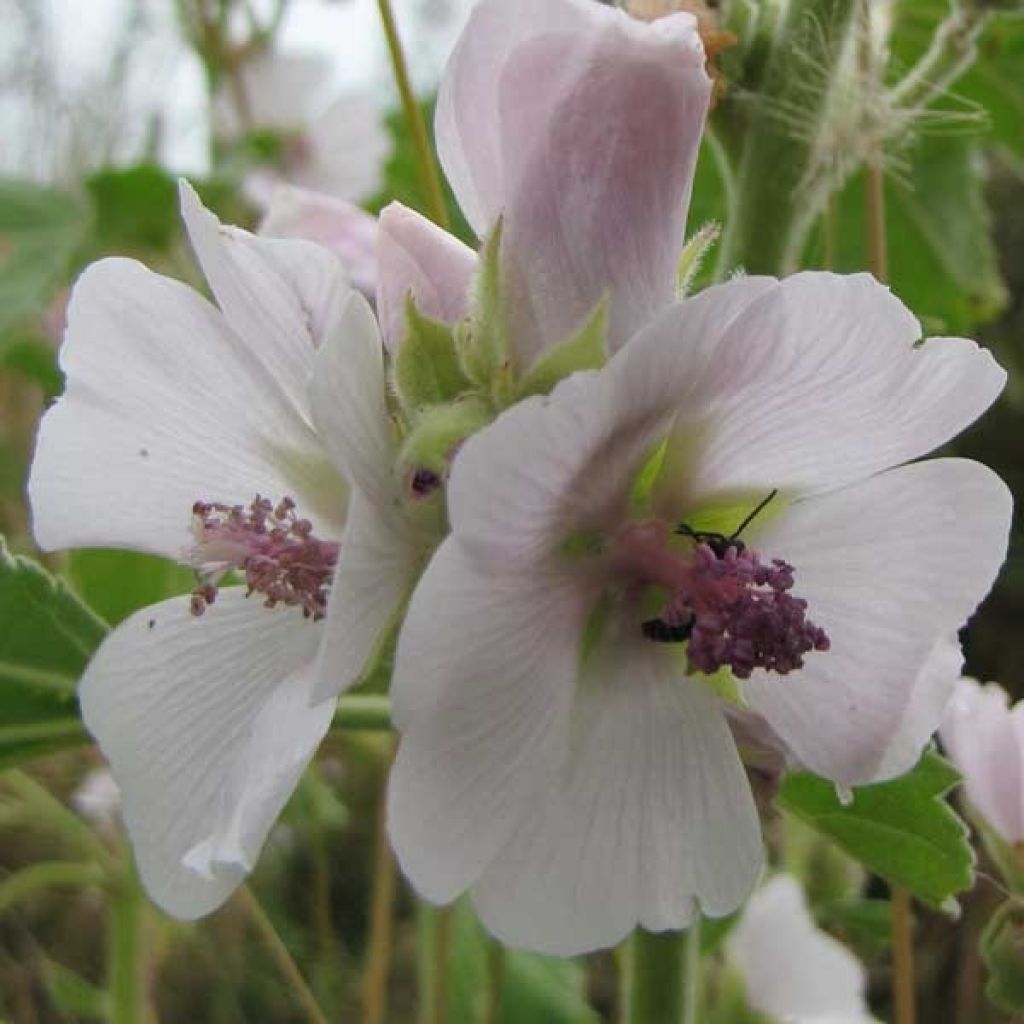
[623,273,1007,504]
[79,590,333,918]
[376,202,476,352]
[300,93,391,202]
[387,540,588,902]
[180,180,351,410]
[260,185,379,296]
[437,0,710,361]
[311,491,417,703]
[471,627,762,956]
[214,52,330,135]
[743,458,1012,786]
[309,292,398,509]
[729,874,874,1022]
[942,679,1024,844]
[29,258,345,557]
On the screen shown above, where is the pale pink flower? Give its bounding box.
[28,182,417,918]
[72,768,121,832]
[387,272,1011,955]
[216,52,391,208]
[941,678,1024,845]
[729,874,877,1023]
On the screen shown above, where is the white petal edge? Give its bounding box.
[471,629,762,956]
[29,257,345,556]
[388,539,588,902]
[79,590,334,918]
[743,458,1012,787]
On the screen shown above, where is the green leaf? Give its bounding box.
[982,900,1024,1014]
[398,396,494,479]
[0,539,104,765]
[0,181,90,335]
[817,897,893,952]
[0,336,64,400]
[86,163,178,252]
[68,548,192,627]
[676,222,721,296]
[821,134,1007,332]
[777,750,974,909]
[423,902,599,1024]
[459,218,507,388]
[393,298,470,413]
[42,956,109,1020]
[516,298,608,400]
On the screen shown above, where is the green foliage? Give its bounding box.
[459,219,508,390]
[1,336,64,400]
[819,134,1007,332]
[0,180,90,336]
[67,548,192,627]
[0,539,102,765]
[421,902,599,1024]
[393,299,470,413]
[515,299,608,400]
[86,164,179,252]
[817,898,893,953]
[42,955,109,1020]
[981,900,1024,1013]
[399,396,493,479]
[777,750,974,909]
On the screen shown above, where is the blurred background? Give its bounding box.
[0,0,1022,1020]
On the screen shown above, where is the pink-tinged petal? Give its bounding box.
[299,93,391,203]
[447,367,664,568]
[312,491,417,703]
[29,258,346,558]
[437,0,710,362]
[471,626,761,956]
[309,293,397,508]
[79,590,333,918]
[623,273,1007,506]
[260,185,379,296]
[387,540,589,902]
[376,202,476,352]
[942,679,1024,843]
[729,875,875,1023]
[742,458,1012,787]
[179,181,351,410]
[870,636,963,783]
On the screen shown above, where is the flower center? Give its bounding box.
[185,496,339,620]
[611,518,829,679]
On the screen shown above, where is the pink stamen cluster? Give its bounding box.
[662,543,830,678]
[189,496,339,620]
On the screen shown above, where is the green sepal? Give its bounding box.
[458,217,508,388]
[515,298,608,400]
[777,749,974,910]
[393,296,470,414]
[398,396,494,480]
[982,900,1024,1013]
[700,666,747,709]
[676,222,721,297]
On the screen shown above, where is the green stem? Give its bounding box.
[108,864,149,1024]
[891,886,917,1024]
[238,885,331,1024]
[0,861,103,912]
[332,694,392,732]
[625,928,690,1024]
[376,0,451,230]
[416,903,454,1024]
[484,939,505,1024]
[715,0,858,276]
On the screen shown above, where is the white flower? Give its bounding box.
[941,678,1024,845]
[387,271,1011,955]
[728,874,877,1024]
[72,768,122,831]
[216,52,391,207]
[28,182,417,918]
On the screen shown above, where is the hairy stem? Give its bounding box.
[376,0,451,230]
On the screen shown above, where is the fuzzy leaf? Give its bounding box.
[459,218,507,387]
[516,299,607,400]
[393,298,470,413]
[778,750,973,909]
[0,539,102,765]
[398,396,493,479]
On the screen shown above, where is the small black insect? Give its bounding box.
[641,615,694,644]
[675,488,779,558]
